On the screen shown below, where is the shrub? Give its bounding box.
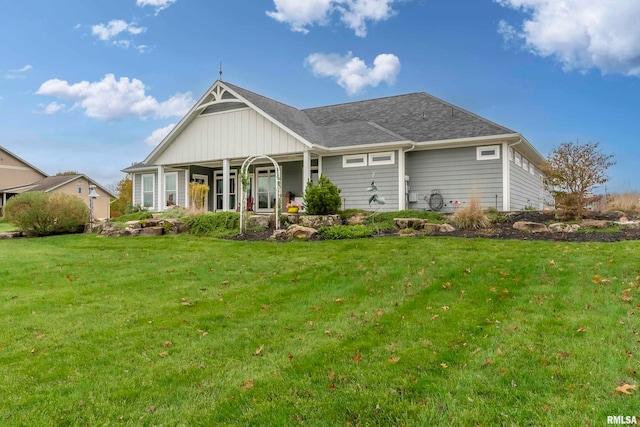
[451,198,490,230]
[606,193,640,215]
[304,176,342,215]
[4,192,89,236]
[186,212,239,237]
[484,207,508,224]
[160,206,191,220]
[318,224,375,240]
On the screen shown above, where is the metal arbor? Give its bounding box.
[239,155,281,233]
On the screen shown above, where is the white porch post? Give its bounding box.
[502,142,510,211]
[302,150,311,195]
[158,165,165,211]
[398,148,406,211]
[222,159,230,211]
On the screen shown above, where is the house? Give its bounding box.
[123,80,545,214]
[0,145,48,214]
[0,146,116,219]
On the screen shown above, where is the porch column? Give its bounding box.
[222,159,230,211]
[302,149,311,195]
[158,165,165,211]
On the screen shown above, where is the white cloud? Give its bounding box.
[145,123,176,146]
[36,74,194,121]
[305,52,401,95]
[43,102,66,115]
[5,64,33,79]
[267,0,398,37]
[496,0,640,76]
[137,0,177,15]
[92,20,146,45]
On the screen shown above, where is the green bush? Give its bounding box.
[186,212,240,237]
[304,176,342,215]
[318,224,375,240]
[4,192,89,236]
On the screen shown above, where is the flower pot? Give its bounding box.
[287,207,299,213]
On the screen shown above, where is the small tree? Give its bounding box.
[304,175,341,215]
[189,182,209,212]
[109,175,133,218]
[540,141,615,219]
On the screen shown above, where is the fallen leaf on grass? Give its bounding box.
[163,341,173,348]
[147,405,157,412]
[482,359,494,367]
[440,363,448,369]
[352,352,363,362]
[242,380,254,390]
[576,326,587,333]
[430,314,440,321]
[328,371,335,380]
[441,306,450,311]
[334,298,344,303]
[615,383,636,395]
[288,353,294,360]
[159,351,168,358]
[442,282,452,290]
[549,260,556,265]
[197,329,208,338]
[388,357,400,363]
[254,345,264,356]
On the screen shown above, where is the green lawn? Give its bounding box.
[0,221,18,232]
[0,234,638,426]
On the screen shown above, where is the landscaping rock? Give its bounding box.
[345,212,368,225]
[140,226,164,236]
[247,215,270,230]
[286,225,317,240]
[438,224,456,233]
[125,221,142,229]
[281,213,301,226]
[270,229,289,241]
[581,219,612,229]
[616,221,640,229]
[164,219,188,234]
[393,218,426,230]
[423,223,441,233]
[513,221,549,233]
[0,231,22,239]
[548,223,580,233]
[300,215,340,229]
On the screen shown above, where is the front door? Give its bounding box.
[214,170,237,211]
[256,167,277,211]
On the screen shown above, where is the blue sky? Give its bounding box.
[1,0,639,192]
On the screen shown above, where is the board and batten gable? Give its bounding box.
[322,152,399,211]
[154,109,309,165]
[406,146,503,212]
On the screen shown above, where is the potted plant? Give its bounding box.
[286,201,302,213]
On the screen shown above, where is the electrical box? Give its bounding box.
[408,193,418,203]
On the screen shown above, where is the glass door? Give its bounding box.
[214,170,237,211]
[256,168,276,210]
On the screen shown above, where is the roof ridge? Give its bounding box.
[302,92,423,112]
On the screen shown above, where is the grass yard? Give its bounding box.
[0,221,17,232]
[0,234,638,426]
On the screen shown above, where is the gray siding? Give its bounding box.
[406,147,503,213]
[322,152,399,211]
[133,172,158,211]
[510,161,543,210]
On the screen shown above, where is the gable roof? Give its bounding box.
[129,80,542,170]
[2,174,117,199]
[0,145,49,177]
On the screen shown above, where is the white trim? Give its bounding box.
[164,171,178,208]
[369,151,395,166]
[514,152,522,167]
[157,166,165,211]
[184,169,190,208]
[142,173,155,211]
[398,149,405,211]
[476,145,501,160]
[214,168,237,212]
[502,142,510,211]
[302,149,311,191]
[343,154,367,168]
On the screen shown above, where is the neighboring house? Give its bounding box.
[124,80,545,214]
[0,145,48,214]
[1,174,116,220]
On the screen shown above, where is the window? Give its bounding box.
[522,158,529,171]
[476,145,500,160]
[165,172,177,207]
[529,163,535,175]
[369,151,395,165]
[142,174,155,209]
[514,152,522,167]
[509,147,514,161]
[214,170,237,211]
[343,154,367,168]
[77,186,82,194]
[256,167,277,210]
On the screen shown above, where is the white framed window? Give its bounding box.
[343,154,367,168]
[165,172,178,207]
[509,147,514,161]
[256,167,278,210]
[368,151,395,165]
[522,158,529,171]
[529,163,535,175]
[142,174,155,210]
[514,152,522,167]
[476,145,500,160]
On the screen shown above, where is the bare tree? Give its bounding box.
[540,141,615,219]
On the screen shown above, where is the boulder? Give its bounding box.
[439,224,456,233]
[513,221,549,233]
[393,218,425,230]
[286,225,317,240]
[423,223,441,233]
[300,215,340,229]
[125,220,142,229]
[247,215,270,230]
[270,229,289,241]
[140,226,164,236]
[164,219,188,234]
[581,219,613,229]
[548,223,580,233]
[0,231,22,239]
[281,213,301,226]
[345,212,368,225]
[616,221,639,229]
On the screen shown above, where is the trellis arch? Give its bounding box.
[239,155,282,233]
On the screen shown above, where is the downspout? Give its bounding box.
[399,143,415,211]
[503,138,523,211]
